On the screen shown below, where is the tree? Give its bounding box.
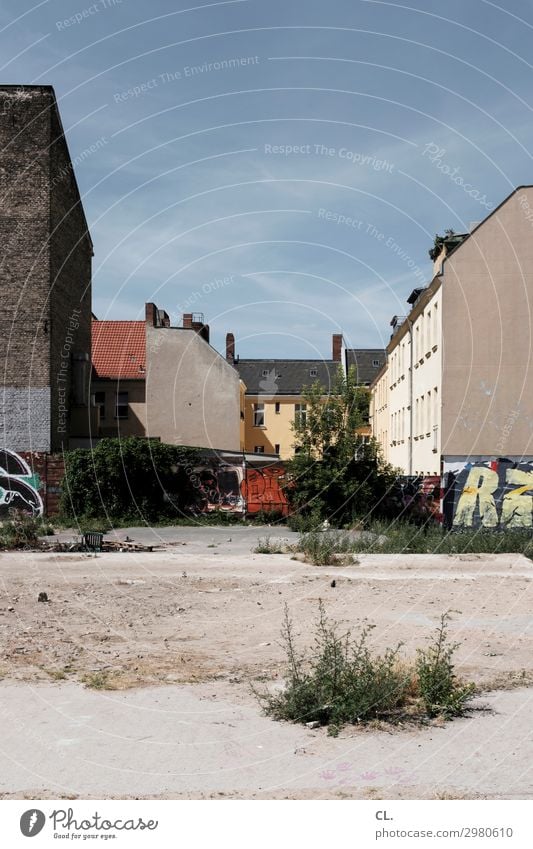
[287,366,395,527]
[428,229,456,261]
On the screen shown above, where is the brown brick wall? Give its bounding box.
[19,451,65,516]
[0,86,92,452]
[0,88,52,391]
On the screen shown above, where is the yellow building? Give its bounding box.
[226,334,385,459]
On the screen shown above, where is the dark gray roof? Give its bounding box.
[235,359,340,395]
[345,349,386,385]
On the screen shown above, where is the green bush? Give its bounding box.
[416,612,475,718]
[287,508,323,533]
[251,509,287,526]
[0,510,52,549]
[257,604,475,730]
[298,531,357,565]
[253,535,286,554]
[258,603,411,728]
[60,438,202,523]
[286,367,397,528]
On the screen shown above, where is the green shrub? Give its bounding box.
[287,509,323,533]
[257,602,411,728]
[298,531,357,566]
[251,509,287,526]
[253,535,286,554]
[0,510,48,549]
[60,438,202,523]
[416,612,475,718]
[257,604,475,730]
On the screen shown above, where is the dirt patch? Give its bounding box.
[1,547,533,692]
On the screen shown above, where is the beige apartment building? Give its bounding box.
[370,186,533,529]
[90,306,242,451]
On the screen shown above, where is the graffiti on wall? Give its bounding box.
[0,450,43,517]
[242,466,289,515]
[443,458,533,529]
[193,463,288,516]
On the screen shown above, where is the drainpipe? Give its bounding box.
[407,317,414,477]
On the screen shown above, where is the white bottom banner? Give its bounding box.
[1,800,532,848]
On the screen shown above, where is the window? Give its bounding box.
[115,391,128,419]
[372,359,380,368]
[94,390,106,421]
[262,369,269,378]
[275,401,281,414]
[309,368,318,377]
[295,403,307,426]
[254,445,265,454]
[274,443,280,454]
[253,403,265,427]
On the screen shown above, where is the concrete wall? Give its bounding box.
[145,325,241,450]
[441,187,533,458]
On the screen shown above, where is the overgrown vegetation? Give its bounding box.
[286,366,396,529]
[297,531,359,565]
[60,439,203,524]
[256,604,475,731]
[416,613,475,718]
[253,535,287,554]
[0,510,54,549]
[297,522,533,558]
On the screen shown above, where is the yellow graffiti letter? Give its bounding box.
[454,467,499,527]
[501,469,533,528]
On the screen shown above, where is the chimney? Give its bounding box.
[183,312,210,344]
[332,333,343,363]
[145,302,157,327]
[226,332,235,363]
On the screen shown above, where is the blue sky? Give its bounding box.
[2,0,533,357]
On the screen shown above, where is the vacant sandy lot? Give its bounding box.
[1,526,533,799]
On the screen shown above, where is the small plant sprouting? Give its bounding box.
[416,611,475,718]
[253,536,286,554]
[297,531,358,566]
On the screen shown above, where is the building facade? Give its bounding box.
[230,333,384,459]
[145,307,242,450]
[0,85,93,452]
[91,320,147,439]
[370,186,533,528]
[90,306,243,452]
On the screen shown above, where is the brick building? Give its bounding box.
[0,85,93,453]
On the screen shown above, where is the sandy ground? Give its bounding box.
[1,525,533,799]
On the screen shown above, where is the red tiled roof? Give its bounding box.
[92,320,146,379]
